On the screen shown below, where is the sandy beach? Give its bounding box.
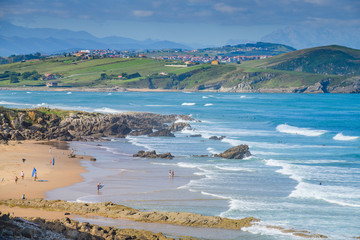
[0,141,87,200]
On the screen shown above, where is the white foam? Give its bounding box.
[215,166,255,172]
[145,105,174,107]
[276,124,327,137]
[181,102,196,106]
[26,92,32,94]
[289,182,360,208]
[204,103,213,106]
[202,96,208,99]
[126,136,153,150]
[200,191,231,200]
[66,92,72,94]
[94,107,124,114]
[206,147,219,155]
[333,133,359,141]
[0,100,24,105]
[265,159,303,182]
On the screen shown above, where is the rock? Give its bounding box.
[68,153,76,158]
[214,144,251,159]
[148,129,175,137]
[209,136,226,140]
[133,150,174,159]
[90,157,96,161]
[167,122,191,132]
[189,134,202,137]
[129,128,153,136]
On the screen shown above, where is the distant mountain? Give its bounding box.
[0,21,191,57]
[245,45,360,76]
[261,26,360,50]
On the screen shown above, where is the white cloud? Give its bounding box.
[132,10,153,17]
[213,3,245,14]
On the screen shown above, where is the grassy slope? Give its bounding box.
[0,57,208,88]
[241,45,360,76]
[0,45,358,91]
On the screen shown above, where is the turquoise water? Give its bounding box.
[1,90,360,239]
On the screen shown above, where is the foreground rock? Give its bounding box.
[0,107,193,143]
[214,144,251,159]
[133,150,174,159]
[0,211,170,240]
[0,199,258,230]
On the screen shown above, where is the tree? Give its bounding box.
[10,75,19,83]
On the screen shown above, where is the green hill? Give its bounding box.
[242,45,360,76]
[0,45,359,93]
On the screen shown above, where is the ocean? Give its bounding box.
[1,90,359,239]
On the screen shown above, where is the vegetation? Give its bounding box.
[0,52,44,65]
[0,45,358,92]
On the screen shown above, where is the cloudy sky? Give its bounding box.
[0,0,359,48]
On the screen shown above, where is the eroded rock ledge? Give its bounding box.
[0,199,258,230]
[0,211,170,240]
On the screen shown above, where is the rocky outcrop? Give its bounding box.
[0,108,193,143]
[214,144,251,159]
[0,211,170,240]
[209,136,226,140]
[148,129,175,137]
[0,199,259,230]
[167,122,191,132]
[133,150,174,159]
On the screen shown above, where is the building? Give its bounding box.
[211,60,219,65]
[46,81,58,87]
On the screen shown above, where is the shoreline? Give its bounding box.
[0,140,88,200]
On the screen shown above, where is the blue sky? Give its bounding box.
[0,0,359,48]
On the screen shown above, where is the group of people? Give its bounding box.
[15,170,38,183]
[169,170,175,177]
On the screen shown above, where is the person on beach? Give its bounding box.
[172,170,174,177]
[22,158,26,163]
[15,176,18,184]
[21,194,25,199]
[34,172,37,181]
[169,170,172,177]
[97,183,101,191]
[21,171,24,180]
[49,147,52,153]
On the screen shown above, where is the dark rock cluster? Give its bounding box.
[0,108,193,143]
[215,144,251,159]
[133,150,174,159]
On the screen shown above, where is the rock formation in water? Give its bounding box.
[214,144,251,159]
[133,150,174,159]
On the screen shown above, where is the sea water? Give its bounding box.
[1,90,359,239]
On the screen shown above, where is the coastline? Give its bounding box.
[0,140,87,200]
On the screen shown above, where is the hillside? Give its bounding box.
[243,45,360,76]
[0,57,235,89]
[0,45,359,93]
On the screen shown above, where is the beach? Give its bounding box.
[0,91,360,239]
[0,141,87,200]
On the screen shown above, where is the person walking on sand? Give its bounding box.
[21,194,25,199]
[172,170,174,177]
[15,176,18,184]
[34,172,37,181]
[21,171,24,180]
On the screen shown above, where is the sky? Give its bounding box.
[0,0,359,48]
